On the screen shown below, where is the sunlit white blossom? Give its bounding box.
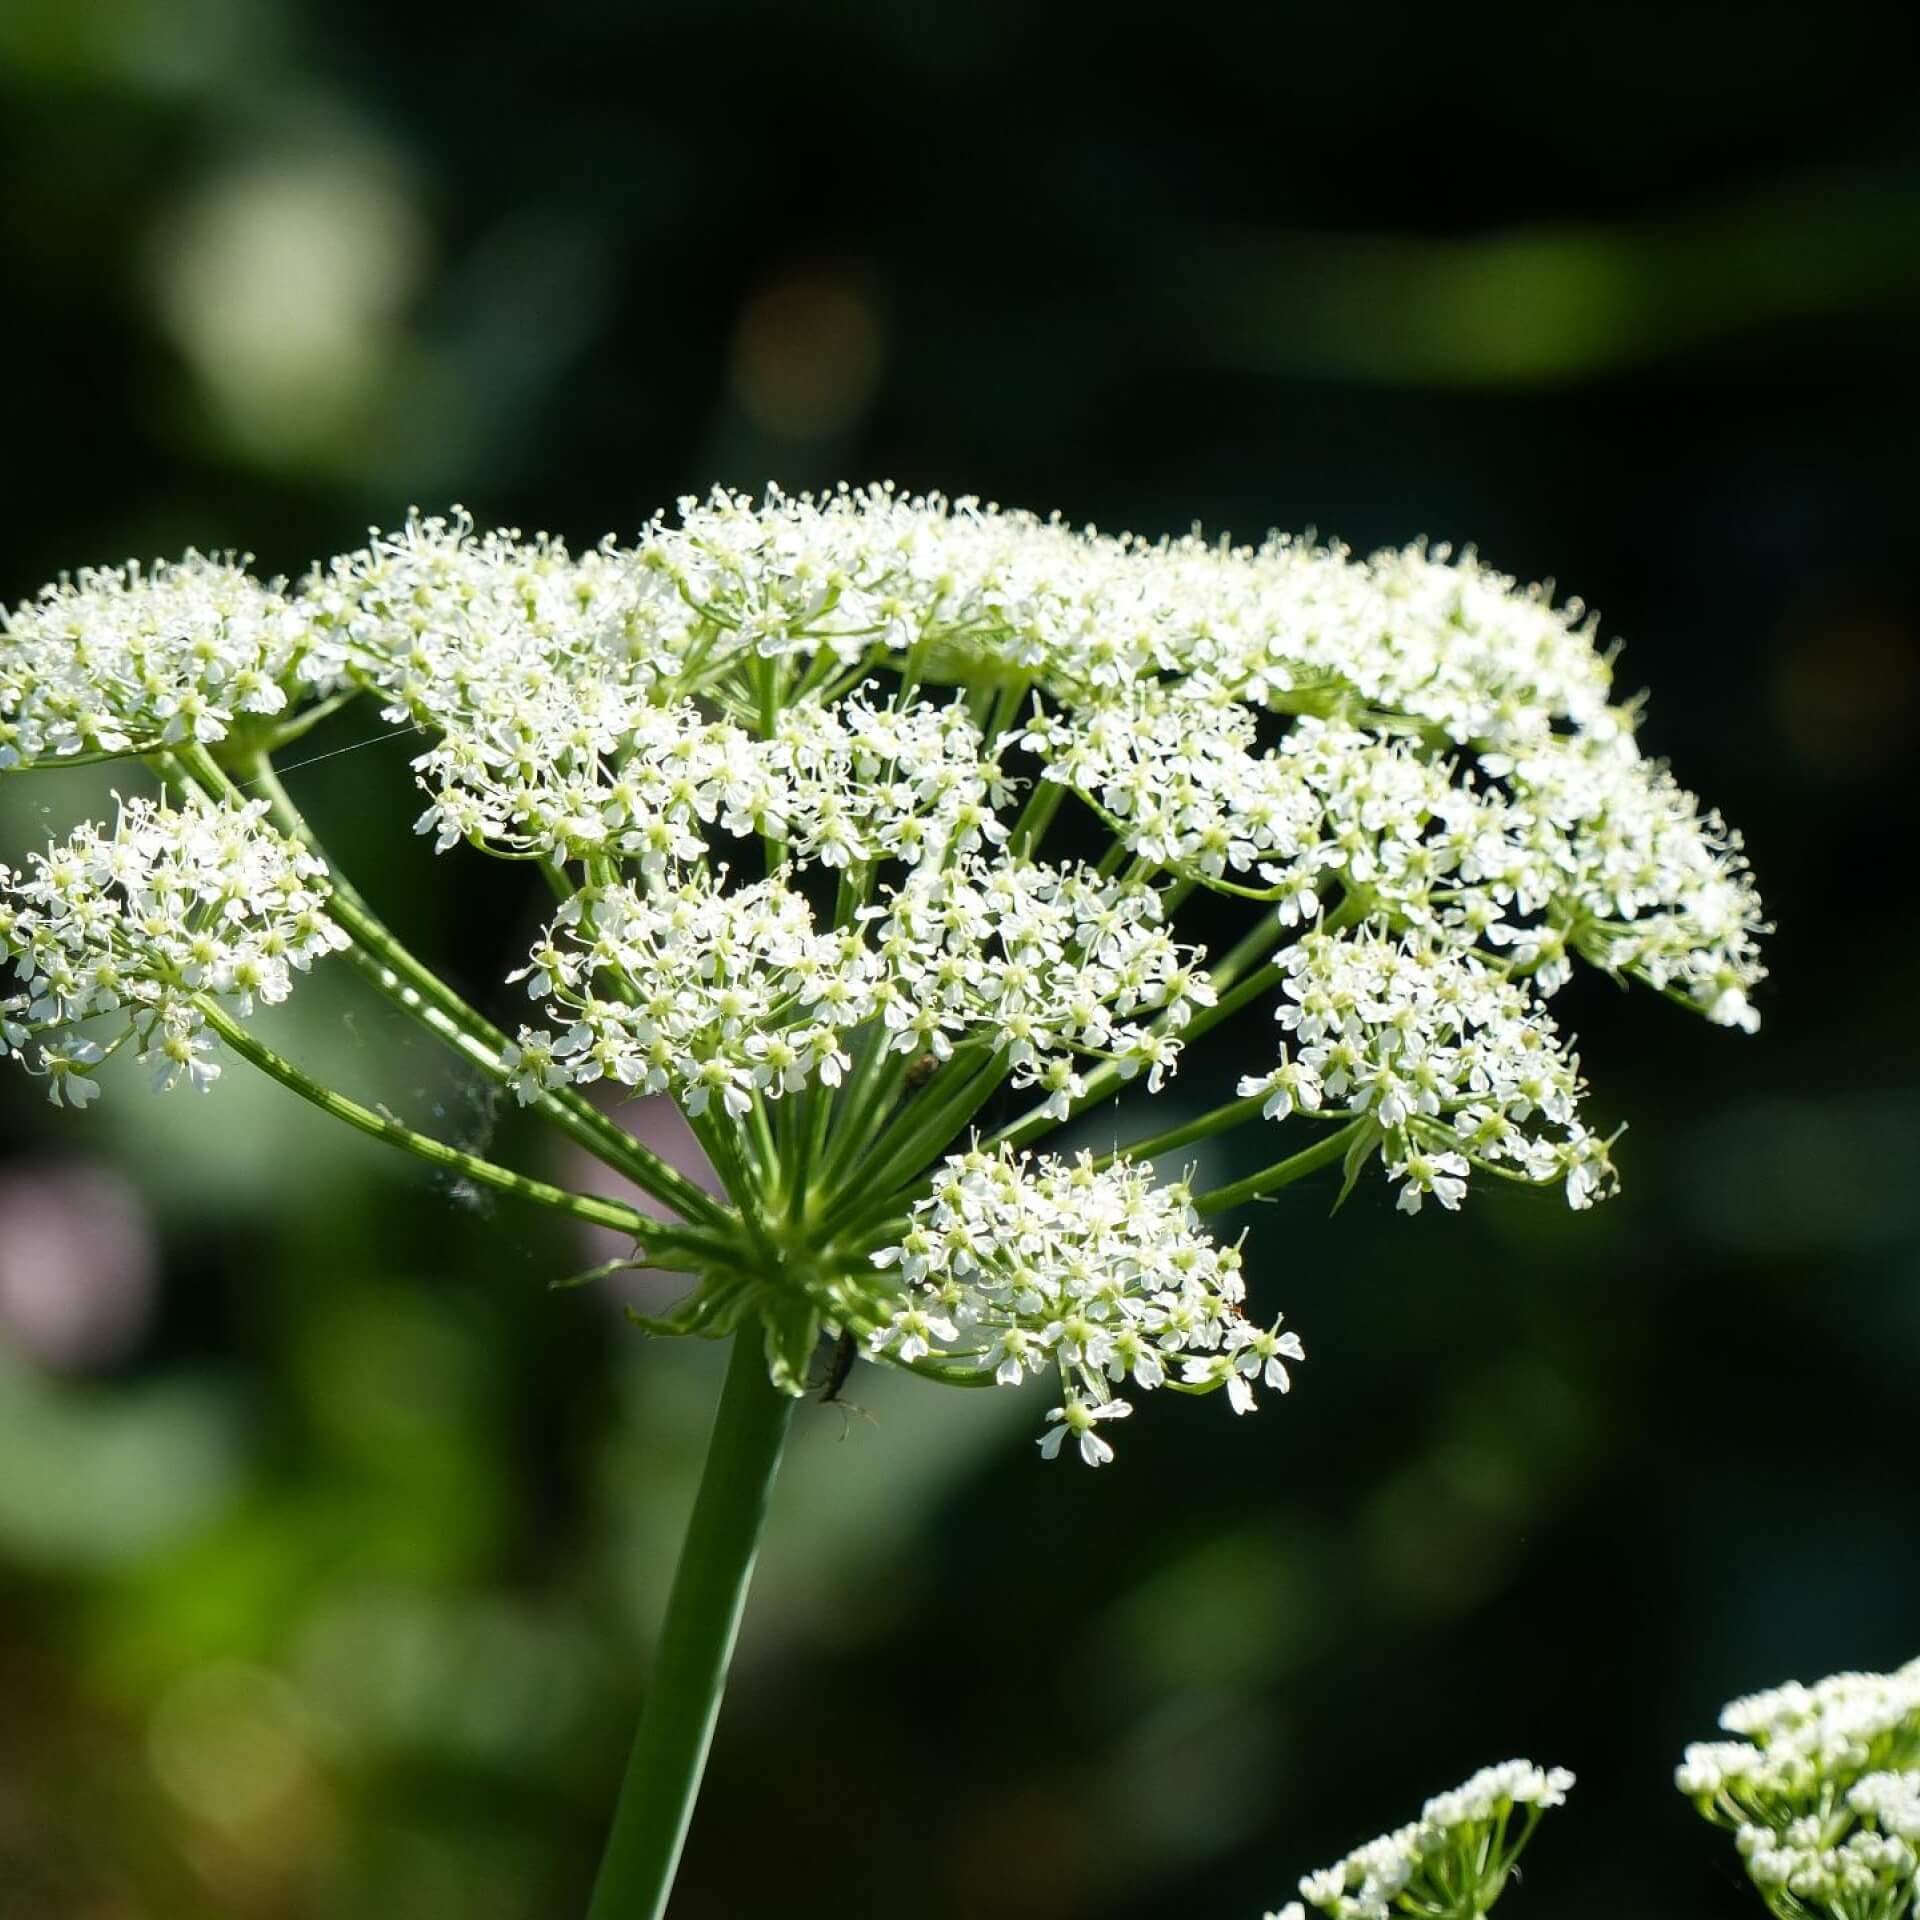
[2,485,1767,1463]
[0,796,344,1106]
[862,1145,1296,1459]
[1,553,321,766]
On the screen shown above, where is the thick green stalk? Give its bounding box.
[587,1332,794,1920]
[327,931,729,1233]
[1206,909,1290,995]
[1006,775,1065,858]
[809,1026,905,1194]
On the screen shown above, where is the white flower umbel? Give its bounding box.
[0,553,324,767]
[1238,927,1618,1216]
[862,1144,1297,1458]
[500,852,1206,1134]
[3,487,1767,1462]
[1271,1759,1573,1920]
[1678,1657,1920,1920]
[0,794,344,1103]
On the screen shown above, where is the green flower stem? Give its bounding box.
[586,1331,794,1920]
[745,1090,780,1183]
[331,895,728,1229]
[678,1106,784,1271]
[1190,1117,1368,1215]
[195,999,717,1255]
[829,1217,908,1265]
[779,1083,833,1227]
[817,1046,1007,1231]
[1088,1094,1265,1171]
[983,671,1031,744]
[823,1070,1259,1254]
[1189,959,1288,1033]
[825,980,1283,1234]
[4,741,165,772]
[1006,775,1065,857]
[1205,909,1291,996]
[890,1351,1002,1389]
[325,932,728,1233]
[174,741,729,1232]
[810,1034,910,1196]
[246,684,361,752]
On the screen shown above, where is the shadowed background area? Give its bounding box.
[2,5,1916,1915]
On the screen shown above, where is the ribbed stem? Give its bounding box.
[586,1332,794,1920]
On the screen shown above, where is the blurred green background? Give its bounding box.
[2,5,1916,1915]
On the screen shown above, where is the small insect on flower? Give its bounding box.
[820,1326,859,1403]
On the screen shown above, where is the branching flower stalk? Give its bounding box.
[2,488,1768,1915]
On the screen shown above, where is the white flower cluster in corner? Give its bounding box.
[1269,1759,1574,1920]
[0,796,344,1104]
[1679,1657,1920,1919]
[867,1145,1297,1464]
[1237,929,1616,1214]
[0,554,319,764]
[501,858,1211,1120]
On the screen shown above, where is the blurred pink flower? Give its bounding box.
[0,1159,157,1371]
